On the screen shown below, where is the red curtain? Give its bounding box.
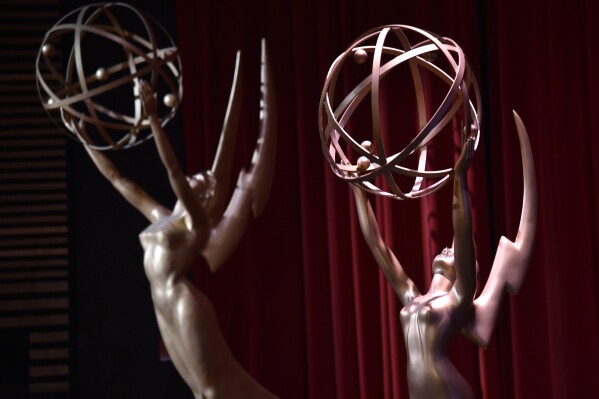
[175,1,599,398]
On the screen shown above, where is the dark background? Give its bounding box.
[46,0,599,398]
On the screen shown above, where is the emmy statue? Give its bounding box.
[37,4,278,398]
[319,25,537,399]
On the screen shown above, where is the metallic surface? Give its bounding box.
[352,113,536,399]
[319,25,481,200]
[463,112,537,348]
[335,25,537,399]
[36,3,182,150]
[72,40,277,398]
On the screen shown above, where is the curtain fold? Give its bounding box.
[175,0,599,398]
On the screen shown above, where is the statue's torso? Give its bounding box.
[139,212,199,283]
[137,212,277,399]
[400,292,474,399]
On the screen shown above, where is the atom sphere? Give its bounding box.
[319,25,481,200]
[36,3,183,150]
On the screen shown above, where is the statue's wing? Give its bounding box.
[462,111,537,348]
[244,38,277,217]
[202,39,276,272]
[211,50,243,221]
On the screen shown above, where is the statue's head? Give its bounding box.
[432,247,456,284]
[174,171,218,224]
[187,171,216,196]
[188,170,217,205]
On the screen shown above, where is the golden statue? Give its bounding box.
[70,42,278,399]
[319,25,537,399]
[38,6,278,396]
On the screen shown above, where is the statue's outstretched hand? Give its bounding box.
[65,116,92,146]
[139,80,158,116]
[455,136,475,177]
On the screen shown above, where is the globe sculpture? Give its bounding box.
[36,2,182,150]
[319,25,481,199]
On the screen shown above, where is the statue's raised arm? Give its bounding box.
[352,185,420,305]
[70,119,171,223]
[450,135,477,311]
[463,111,537,348]
[139,80,210,237]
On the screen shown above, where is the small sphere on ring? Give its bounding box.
[356,156,371,172]
[42,44,54,57]
[95,67,109,81]
[163,93,177,108]
[353,48,368,64]
[361,140,373,153]
[46,98,54,105]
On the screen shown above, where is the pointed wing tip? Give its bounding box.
[512,109,520,119]
[234,49,242,70]
[511,110,533,165]
[260,38,269,57]
[512,109,525,129]
[260,38,271,86]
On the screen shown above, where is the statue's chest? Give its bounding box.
[400,294,450,330]
[139,214,191,248]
